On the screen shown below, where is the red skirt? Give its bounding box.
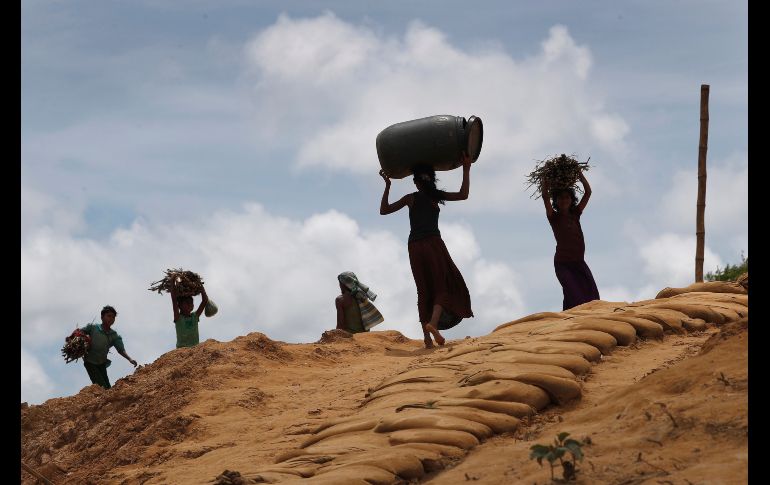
[408,235,473,329]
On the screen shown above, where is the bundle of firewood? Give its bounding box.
[148,268,205,296]
[526,153,590,199]
[61,328,91,363]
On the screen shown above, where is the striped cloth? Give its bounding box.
[338,272,384,330]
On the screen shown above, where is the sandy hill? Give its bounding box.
[21,280,747,485]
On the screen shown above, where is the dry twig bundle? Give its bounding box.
[61,328,91,363]
[525,153,590,199]
[148,268,205,296]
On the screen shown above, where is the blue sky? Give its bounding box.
[21,1,747,404]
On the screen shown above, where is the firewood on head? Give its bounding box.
[148,268,205,296]
[525,154,591,200]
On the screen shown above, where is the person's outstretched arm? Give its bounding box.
[542,180,554,219]
[576,172,592,213]
[118,348,137,367]
[379,169,412,214]
[195,285,209,318]
[442,153,472,201]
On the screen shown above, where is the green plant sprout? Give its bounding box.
[529,432,585,482]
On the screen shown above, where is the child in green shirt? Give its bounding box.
[81,305,137,389]
[171,285,209,348]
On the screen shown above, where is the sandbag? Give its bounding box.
[671,298,747,317]
[645,302,725,325]
[671,292,748,307]
[532,330,617,355]
[579,314,664,339]
[510,373,582,404]
[318,449,426,481]
[438,343,502,361]
[433,398,536,418]
[489,341,602,362]
[561,318,638,346]
[442,380,551,410]
[392,442,467,460]
[615,309,685,334]
[422,406,521,433]
[461,362,576,381]
[484,349,592,375]
[302,419,379,448]
[363,381,451,405]
[459,369,571,388]
[388,428,480,449]
[371,367,458,393]
[303,431,391,456]
[374,414,493,439]
[655,281,746,298]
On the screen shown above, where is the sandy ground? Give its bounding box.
[427,320,747,484]
[21,292,747,485]
[22,331,456,484]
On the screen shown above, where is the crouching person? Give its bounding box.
[335,272,384,334]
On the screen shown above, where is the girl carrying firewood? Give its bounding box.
[541,171,600,310]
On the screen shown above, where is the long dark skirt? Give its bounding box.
[408,235,473,330]
[554,259,600,310]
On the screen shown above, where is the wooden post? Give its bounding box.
[21,460,56,485]
[695,84,709,282]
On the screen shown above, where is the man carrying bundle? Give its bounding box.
[80,305,137,389]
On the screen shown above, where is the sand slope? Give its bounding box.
[21,282,747,484]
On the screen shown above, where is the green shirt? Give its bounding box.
[82,323,125,366]
[175,313,200,348]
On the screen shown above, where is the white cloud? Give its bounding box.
[540,25,592,80]
[639,233,723,288]
[21,347,55,404]
[21,185,86,239]
[658,151,748,234]
[242,14,631,211]
[21,200,524,403]
[245,12,380,85]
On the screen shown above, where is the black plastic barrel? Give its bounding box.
[376,114,483,179]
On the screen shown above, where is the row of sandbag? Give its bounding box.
[242,289,746,484]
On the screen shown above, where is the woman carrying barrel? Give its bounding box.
[379,153,474,348]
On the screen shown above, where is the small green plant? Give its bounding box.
[529,432,584,482]
[706,251,748,282]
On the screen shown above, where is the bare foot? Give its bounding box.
[425,324,445,346]
[423,337,434,349]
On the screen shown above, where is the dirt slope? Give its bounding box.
[21,283,747,485]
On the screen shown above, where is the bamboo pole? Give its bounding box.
[21,460,56,485]
[695,84,709,282]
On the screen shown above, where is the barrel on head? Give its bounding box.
[376,115,483,179]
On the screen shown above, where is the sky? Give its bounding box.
[21,1,747,404]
